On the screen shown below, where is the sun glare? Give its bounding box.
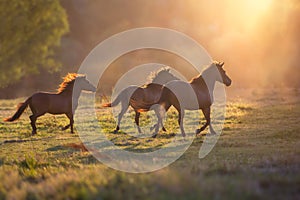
[228,0,273,30]
[244,0,272,13]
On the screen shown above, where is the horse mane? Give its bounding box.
[189,74,202,84]
[189,61,218,84]
[57,73,85,93]
[146,66,176,84]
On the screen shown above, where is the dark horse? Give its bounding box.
[102,67,179,133]
[148,61,232,137]
[4,73,96,135]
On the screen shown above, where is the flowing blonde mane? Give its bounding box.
[57,73,85,93]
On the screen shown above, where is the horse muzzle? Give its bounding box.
[225,79,232,86]
[91,86,97,92]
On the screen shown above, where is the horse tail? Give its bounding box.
[4,97,31,122]
[102,103,112,107]
[102,94,122,108]
[102,86,138,108]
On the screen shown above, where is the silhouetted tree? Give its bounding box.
[0,0,69,87]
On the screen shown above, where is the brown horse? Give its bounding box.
[149,61,232,137]
[102,67,179,133]
[4,73,96,135]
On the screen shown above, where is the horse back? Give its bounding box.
[161,80,211,110]
[130,83,163,110]
[30,92,71,114]
[143,83,163,102]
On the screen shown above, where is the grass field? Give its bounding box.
[0,89,299,199]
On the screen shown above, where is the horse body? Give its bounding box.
[102,67,179,133]
[161,79,211,110]
[153,61,232,137]
[30,92,72,115]
[130,83,164,110]
[4,73,96,135]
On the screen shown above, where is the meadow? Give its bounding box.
[0,88,299,199]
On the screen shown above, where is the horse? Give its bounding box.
[102,67,180,133]
[147,61,232,137]
[4,73,96,135]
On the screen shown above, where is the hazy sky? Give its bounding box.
[61,0,300,89]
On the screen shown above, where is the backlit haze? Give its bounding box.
[59,0,300,92]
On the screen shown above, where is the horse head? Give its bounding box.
[202,61,232,87]
[215,61,232,86]
[75,75,97,92]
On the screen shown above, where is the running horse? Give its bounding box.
[148,61,232,137]
[102,67,179,133]
[4,73,96,135]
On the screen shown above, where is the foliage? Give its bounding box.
[0,0,69,88]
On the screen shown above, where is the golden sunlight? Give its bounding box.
[231,0,273,21]
[229,0,273,29]
[243,0,272,13]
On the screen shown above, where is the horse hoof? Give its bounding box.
[152,134,157,138]
[195,129,201,134]
[162,127,167,132]
[32,132,37,136]
[113,130,118,134]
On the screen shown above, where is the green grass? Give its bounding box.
[0,92,299,199]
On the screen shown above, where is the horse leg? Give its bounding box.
[150,123,166,132]
[134,111,142,133]
[196,107,215,135]
[65,113,74,133]
[62,122,70,131]
[161,104,171,132]
[28,102,46,135]
[152,103,168,138]
[29,115,37,135]
[152,107,162,138]
[61,115,71,131]
[29,112,45,135]
[114,104,129,133]
[173,103,185,137]
[178,109,186,137]
[62,124,70,131]
[150,104,170,132]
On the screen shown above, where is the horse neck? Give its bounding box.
[192,75,216,102]
[59,87,82,113]
[202,76,216,92]
[59,87,81,101]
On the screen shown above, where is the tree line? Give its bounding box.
[0,0,68,92]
